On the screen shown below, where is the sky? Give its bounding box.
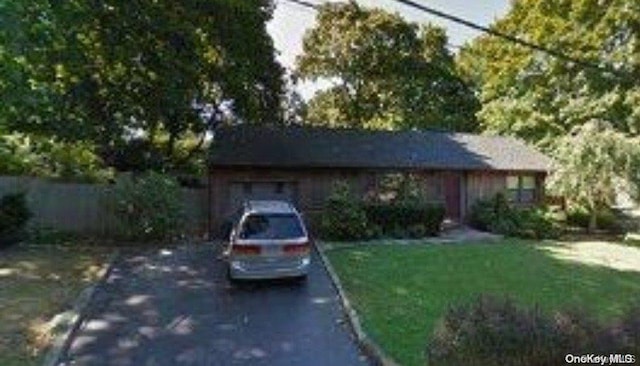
[267,0,511,98]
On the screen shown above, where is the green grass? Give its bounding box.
[326,239,640,366]
[0,243,112,366]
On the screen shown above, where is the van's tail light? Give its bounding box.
[283,242,311,255]
[232,244,261,255]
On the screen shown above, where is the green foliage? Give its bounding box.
[318,178,445,240]
[108,172,186,242]
[327,242,640,366]
[364,174,446,237]
[566,207,622,233]
[517,208,562,239]
[318,181,369,241]
[1,0,284,171]
[297,2,479,131]
[27,226,80,246]
[457,0,640,146]
[40,139,115,183]
[548,120,640,231]
[363,203,445,238]
[468,193,510,232]
[376,173,427,205]
[427,295,640,366]
[469,193,559,239]
[0,192,32,247]
[0,134,114,183]
[0,135,41,176]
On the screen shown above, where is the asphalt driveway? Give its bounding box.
[58,244,369,366]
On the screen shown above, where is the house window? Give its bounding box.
[507,175,536,203]
[506,176,519,202]
[520,176,536,203]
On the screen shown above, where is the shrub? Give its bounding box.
[108,172,186,242]
[0,192,32,247]
[319,178,446,241]
[428,296,562,366]
[364,203,445,238]
[427,295,640,366]
[375,173,428,204]
[318,181,369,241]
[616,303,640,353]
[566,207,622,233]
[27,226,80,246]
[512,208,560,240]
[468,194,559,239]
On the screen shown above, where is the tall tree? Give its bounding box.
[296,2,479,131]
[548,120,640,231]
[0,0,284,171]
[457,0,640,148]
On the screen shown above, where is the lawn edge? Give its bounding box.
[41,249,120,366]
[315,241,399,366]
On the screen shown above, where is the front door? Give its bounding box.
[443,172,461,221]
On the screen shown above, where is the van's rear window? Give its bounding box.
[239,214,305,240]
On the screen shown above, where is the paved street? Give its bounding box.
[59,244,369,366]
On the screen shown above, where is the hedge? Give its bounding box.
[428,295,640,366]
[364,202,445,238]
[468,193,560,239]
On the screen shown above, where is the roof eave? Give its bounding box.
[208,162,550,173]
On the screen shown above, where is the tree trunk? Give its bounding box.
[348,79,363,127]
[588,209,598,233]
[165,113,179,171]
[165,131,176,173]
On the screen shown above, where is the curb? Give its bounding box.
[314,242,399,366]
[42,250,120,366]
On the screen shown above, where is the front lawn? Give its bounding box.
[326,239,640,366]
[0,243,112,366]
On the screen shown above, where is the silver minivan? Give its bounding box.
[223,200,311,280]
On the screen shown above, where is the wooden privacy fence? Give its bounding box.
[0,175,208,236]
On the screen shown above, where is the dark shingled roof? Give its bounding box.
[209,125,552,172]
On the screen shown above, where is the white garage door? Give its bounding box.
[228,181,298,211]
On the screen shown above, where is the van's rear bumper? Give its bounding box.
[229,256,310,280]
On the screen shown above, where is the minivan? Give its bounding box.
[222,200,311,280]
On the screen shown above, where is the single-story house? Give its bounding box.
[208,125,552,231]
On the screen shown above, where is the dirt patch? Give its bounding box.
[0,244,112,365]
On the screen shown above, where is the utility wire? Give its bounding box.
[278,0,317,13]
[391,0,619,75]
[282,0,318,10]
[281,0,627,79]
[281,0,461,54]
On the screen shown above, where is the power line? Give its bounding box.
[280,0,626,79]
[282,0,318,10]
[278,0,316,14]
[279,0,462,53]
[390,0,623,77]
